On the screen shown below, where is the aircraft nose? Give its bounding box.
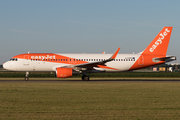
[3,62,10,70]
[3,62,8,70]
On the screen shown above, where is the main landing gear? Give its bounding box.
[81,72,90,81]
[82,75,89,81]
[25,72,29,81]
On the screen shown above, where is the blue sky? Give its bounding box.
[1,0,180,64]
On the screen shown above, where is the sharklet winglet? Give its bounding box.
[110,48,120,59]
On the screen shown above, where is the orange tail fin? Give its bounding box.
[142,27,173,55]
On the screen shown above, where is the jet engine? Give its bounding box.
[56,68,73,78]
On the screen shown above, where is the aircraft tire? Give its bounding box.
[25,77,29,81]
[82,76,89,81]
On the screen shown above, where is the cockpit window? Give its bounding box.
[10,58,18,61]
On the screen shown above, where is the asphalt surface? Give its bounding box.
[1,78,180,82]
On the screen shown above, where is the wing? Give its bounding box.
[63,48,120,70]
[75,48,120,68]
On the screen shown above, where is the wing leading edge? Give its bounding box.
[63,48,120,69]
[75,47,120,68]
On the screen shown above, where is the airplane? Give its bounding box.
[3,27,176,81]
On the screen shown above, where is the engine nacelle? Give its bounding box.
[56,68,73,78]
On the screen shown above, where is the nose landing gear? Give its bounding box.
[25,72,29,81]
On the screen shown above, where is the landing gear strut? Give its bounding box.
[82,75,89,81]
[25,72,29,81]
[81,72,90,81]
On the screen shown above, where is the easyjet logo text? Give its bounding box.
[149,28,170,52]
[31,55,56,59]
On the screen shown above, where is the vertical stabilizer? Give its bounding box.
[142,27,173,55]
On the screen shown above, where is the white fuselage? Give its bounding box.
[3,53,141,72]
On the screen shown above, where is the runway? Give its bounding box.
[1,78,180,82]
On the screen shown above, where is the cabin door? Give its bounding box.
[23,55,29,65]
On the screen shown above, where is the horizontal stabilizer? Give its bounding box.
[153,56,176,63]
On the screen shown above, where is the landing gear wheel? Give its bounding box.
[25,77,29,81]
[82,76,89,81]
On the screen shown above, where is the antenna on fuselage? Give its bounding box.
[28,51,30,54]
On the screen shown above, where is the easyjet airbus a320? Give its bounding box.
[3,27,176,81]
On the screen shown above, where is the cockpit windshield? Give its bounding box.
[10,58,18,61]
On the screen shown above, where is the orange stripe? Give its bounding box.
[97,65,119,70]
[13,53,120,70]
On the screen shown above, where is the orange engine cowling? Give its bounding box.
[56,68,73,78]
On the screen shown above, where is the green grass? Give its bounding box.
[0,82,180,119]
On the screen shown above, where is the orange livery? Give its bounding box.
[3,27,176,80]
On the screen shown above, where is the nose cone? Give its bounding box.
[3,61,18,71]
[3,62,9,70]
[3,61,13,70]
